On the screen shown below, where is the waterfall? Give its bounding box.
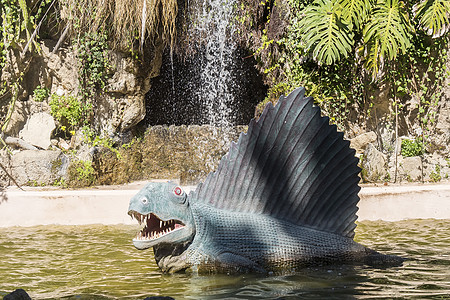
[188,0,238,127]
[143,0,267,128]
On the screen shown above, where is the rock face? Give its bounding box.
[3,39,162,138]
[350,131,377,154]
[95,125,246,186]
[94,49,160,134]
[19,112,55,149]
[398,156,422,182]
[10,150,69,186]
[362,143,387,182]
[0,150,11,188]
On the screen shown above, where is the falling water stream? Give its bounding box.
[188,0,238,127]
[144,0,267,127]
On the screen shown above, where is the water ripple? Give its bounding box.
[0,220,449,299]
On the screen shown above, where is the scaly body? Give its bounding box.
[154,203,371,273]
[128,88,404,273]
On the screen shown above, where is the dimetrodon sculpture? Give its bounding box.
[128,87,404,273]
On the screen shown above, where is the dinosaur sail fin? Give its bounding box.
[189,87,361,238]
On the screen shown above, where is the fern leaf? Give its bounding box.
[413,0,450,38]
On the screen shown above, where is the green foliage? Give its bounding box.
[363,0,412,78]
[52,178,67,187]
[0,0,22,51]
[1,0,54,136]
[49,93,92,129]
[391,36,448,138]
[338,0,371,30]
[33,85,49,102]
[70,160,95,185]
[429,164,441,182]
[77,32,110,101]
[248,0,450,131]
[299,0,354,65]
[0,0,54,69]
[401,138,425,157]
[281,0,449,79]
[82,126,121,158]
[413,0,450,38]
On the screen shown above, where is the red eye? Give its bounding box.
[173,186,183,196]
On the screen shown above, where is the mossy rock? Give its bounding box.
[89,125,247,187]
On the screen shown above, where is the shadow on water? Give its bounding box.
[181,264,366,300]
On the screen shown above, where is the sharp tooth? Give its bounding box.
[160,221,162,227]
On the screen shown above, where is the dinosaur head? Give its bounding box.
[128,182,195,250]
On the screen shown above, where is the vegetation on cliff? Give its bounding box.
[1,0,450,187]
[238,0,450,129]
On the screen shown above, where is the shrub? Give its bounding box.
[68,160,95,186]
[32,85,49,102]
[401,138,424,157]
[430,165,441,182]
[49,93,92,129]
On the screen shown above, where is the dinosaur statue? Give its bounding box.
[128,87,404,273]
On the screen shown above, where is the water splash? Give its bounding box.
[188,0,238,127]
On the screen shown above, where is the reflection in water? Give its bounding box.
[0,220,449,299]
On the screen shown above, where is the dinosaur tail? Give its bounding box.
[364,249,405,267]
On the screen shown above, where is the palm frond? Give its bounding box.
[338,0,372,30]
[300,0,354,65]
[363,0,411,78]
[413,0,450,38]
[364,38,382,79]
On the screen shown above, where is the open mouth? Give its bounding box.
[129,211,185,241]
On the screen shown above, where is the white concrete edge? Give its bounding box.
[1,183,449,227]
[359,183,450,195]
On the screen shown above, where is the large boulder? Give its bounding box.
[350,131,377,154]
[3,289,31,300]
[398,156,422,182]
[19,112,55,149]
[362,143,387,182]
[10,150,69,186]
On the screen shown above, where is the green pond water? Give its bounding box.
[0,219,449,299]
